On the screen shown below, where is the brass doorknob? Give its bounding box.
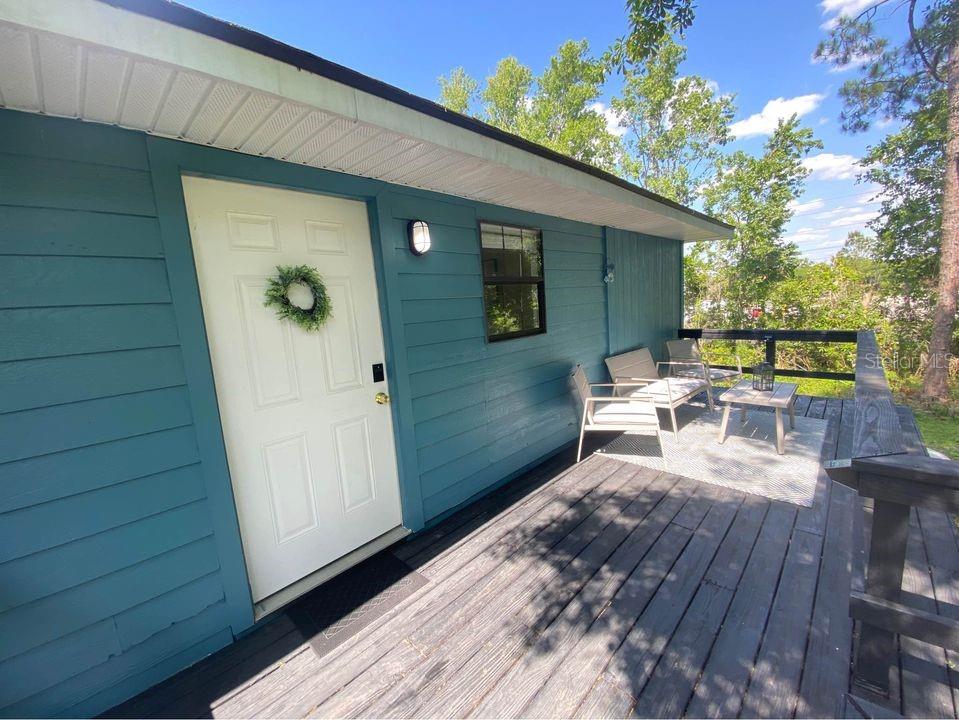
[375,392,390,405]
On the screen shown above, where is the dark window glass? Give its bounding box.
[480,222,545,341]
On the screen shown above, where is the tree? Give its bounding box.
[436,41,621,172]
[815,0,959,399]
[691,117,822,326]
[861,89,946,299]
[612,0,696,67]
[437,67,477,115]
[767,255,892,373]
[612,37,734,204]
[482,57,533,134]
[525,40,620,170]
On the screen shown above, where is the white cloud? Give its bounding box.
[785,188,883,261]
[812,203,865,221]
[589,102,627,138]
[828,210,880,227]
[730,94,826,138]
[802,152,861,180]
[820,0,876,15]
[783,227,830,246]
[788,197,826,215]
[819,0,876,28]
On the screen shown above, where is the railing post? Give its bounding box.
[854,496,910,697]
[764,335,776,366]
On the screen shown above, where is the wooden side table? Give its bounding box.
[717,379,798,454]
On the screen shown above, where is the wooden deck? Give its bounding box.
[107,395,959,719]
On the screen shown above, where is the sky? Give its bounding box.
[176,0,909,262]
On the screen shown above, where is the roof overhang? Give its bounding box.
[0,0,733,242]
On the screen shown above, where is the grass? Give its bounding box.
[790,377,854,398]
[893,375,959,459]
[912,406,959,459]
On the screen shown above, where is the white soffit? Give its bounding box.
[0,0,732,242]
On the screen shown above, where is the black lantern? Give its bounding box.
[753,362,775,391]
[407,220,431,256]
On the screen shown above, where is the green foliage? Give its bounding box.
[437,67,478,115]
[483,284,540,337]
[438,41,619,172]
[692,251,894,384]
[264,265,332,332]
[612,0,696,67]
[612,38,735,204]
[848,95,947,370]
[524,40,620,170]
[814,0,957,132]
[690,118,822,325]
[482,57,533,133]
[817,1,949,300]
[862,89,945,294]
[815,0,958,399]
[486,302,520,336]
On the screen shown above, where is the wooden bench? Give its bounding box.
[825,331,959,704]
[605,347,714,438]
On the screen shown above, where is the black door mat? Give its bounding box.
[288,550,428,660]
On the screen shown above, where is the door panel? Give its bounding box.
[182,176,403,603]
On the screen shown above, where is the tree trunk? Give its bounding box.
[922,37,959,399]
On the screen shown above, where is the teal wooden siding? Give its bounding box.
[0,112,234,718]
[382,193,609,521]
[605,227,684,358]
[0,109,683,717]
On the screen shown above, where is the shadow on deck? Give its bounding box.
[105,395,959,719]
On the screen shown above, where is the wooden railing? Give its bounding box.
[824,331,959,700]
[678,328,858,381]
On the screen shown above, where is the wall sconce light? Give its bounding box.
[408,220,431,256]
[603,262,615,284]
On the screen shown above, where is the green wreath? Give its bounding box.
[264,265,332,331]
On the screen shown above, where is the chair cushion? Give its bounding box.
[592,400,660,425]
[707,367,741,381]
[626,377,707,404]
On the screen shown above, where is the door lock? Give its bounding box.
[375,391,390,405]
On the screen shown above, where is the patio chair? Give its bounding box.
[666,338,742,385]
[571,364,664,464]
[605,347,714,439]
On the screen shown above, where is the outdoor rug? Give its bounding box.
[595,402,828,506]
[289,550,428,659]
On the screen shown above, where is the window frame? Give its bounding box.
[478,219,547,343]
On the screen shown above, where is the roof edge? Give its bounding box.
[98,0,733,235]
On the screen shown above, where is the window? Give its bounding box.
[480,221,546,341]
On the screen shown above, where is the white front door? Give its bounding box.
[182,176,403,603]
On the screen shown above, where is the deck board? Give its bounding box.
[899,514,954,718]
[105,395,959,720]
[321,465,655,718]
[683,500,798,718]
[408,473,689,719]
[625,495,768,718]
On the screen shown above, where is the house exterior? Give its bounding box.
[0,0,732,716]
